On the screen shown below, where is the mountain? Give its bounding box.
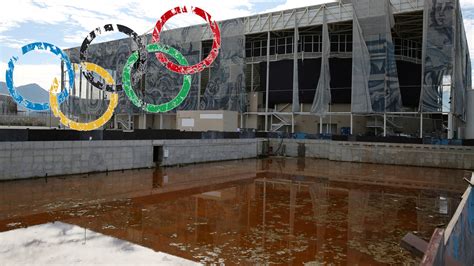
[0,81,6,95]
[0,81,49,103]
[0,81,49,111]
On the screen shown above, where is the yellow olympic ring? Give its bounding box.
[49,62,118,131]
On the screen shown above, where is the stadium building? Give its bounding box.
[63,0,473,139]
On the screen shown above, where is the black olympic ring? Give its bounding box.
[80,24,147,92]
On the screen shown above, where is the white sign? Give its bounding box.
[200,114,223,119]
[181,118,194,127]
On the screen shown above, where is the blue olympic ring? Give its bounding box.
[5,42,74,111]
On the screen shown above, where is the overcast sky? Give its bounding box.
[1,0,474,90]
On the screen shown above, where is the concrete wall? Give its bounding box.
[0,115,59,127]
[0,140,154,180]
[269,139,474,170]
[0,139,259,180]
[152,139,258,166]
[1,137,473,180]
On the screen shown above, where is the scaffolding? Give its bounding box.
[59,0,470,138]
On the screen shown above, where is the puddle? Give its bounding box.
[0,158,467,264]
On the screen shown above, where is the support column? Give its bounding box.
[79,64,83,99]
[350,113,353,135]
[112,71,116,129]
[60,60,66,113]
[265,31,270,132]
[197,41,202,110]
[86,83,90,122]
[114,115,118,130]
[319,116,323,134]
[251,64,254,92]
[58,61,65,129]
[291,113,295,133]
[250,63,254,129]
[292,19,300,113]
[383,113,387,137]
[466,90,474,139]
[448,113,454,139]
[420,113,423,138]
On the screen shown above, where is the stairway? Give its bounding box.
[270,104,292,132]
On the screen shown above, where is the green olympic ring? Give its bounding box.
[122,43,192,113]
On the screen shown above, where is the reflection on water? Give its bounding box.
[0,222,197,265]
[0,158,468,264]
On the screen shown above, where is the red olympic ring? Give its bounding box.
[152,6,221,75]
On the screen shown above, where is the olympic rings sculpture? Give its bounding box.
[4,6,221,131]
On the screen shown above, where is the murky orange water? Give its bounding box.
[0,158,468,264]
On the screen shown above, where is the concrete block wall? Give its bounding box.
[269,139,474,170]
[153,139,258,166]
[270,139,331,158]
[0,139,260,180]
[2,137,472,180]
[329,141,474,169]
[0,140,154,180]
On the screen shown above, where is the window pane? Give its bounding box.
[313,43,320,52]
[246,49,252,57]
[346,42,352,52]
[270,46,276,55]
[277,45,285,54]
[253,47,261,57]
[286,42,293,53]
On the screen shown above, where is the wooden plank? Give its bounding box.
[401,232,428,258]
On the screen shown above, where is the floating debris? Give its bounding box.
[102,225,116,230]
[0,158,463,265]
[6,222,21,227]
